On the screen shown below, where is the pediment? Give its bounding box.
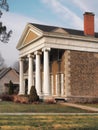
[16,24,43,49]
[23,30,38,45]
[52,28,69,34]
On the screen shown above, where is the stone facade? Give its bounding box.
[69,51,98,97]
[63,50,98,102]
[49,49,98,102]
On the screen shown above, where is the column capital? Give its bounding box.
[19,57,24,61]
[28,53,34,58]
[42,47,51,52]
[34,50,42,55]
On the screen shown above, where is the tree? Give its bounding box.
[29,86,39,103]
[8,80,14,95]
[0,0,12,43]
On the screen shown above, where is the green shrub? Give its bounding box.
[8,80,14,95]
[29,86,39,103]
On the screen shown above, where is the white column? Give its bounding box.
[28,54,34,94]
[19,58,25,95]
[43,48,51,96]
[61,74,64,96]
[35,51,42,96]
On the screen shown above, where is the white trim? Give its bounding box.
[61,74,64,96]
[56,74,60,96]
[56,74,58,96]
[50,75,54,95]
[44,37,98,53]
[17,23,43,49]
[19,37,45,57]
[55,73,64,96]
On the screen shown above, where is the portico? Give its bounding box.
[16,23,67,99]
[19,47,51,98]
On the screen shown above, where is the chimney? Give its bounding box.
[84,12,95,36]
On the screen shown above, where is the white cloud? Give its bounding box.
[1,0,98,66]
[72,0,98,12]
[41,0,83,29]
[0,11,39,66]
[42,0,98,31]
[69,0,98,31]
[72,0,89,11]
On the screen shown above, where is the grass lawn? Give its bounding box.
[0,102,97,130]
[0,101,90,113]
[82,103,98,108]
[0,115,98,130]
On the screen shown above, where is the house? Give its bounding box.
[16,12,98,102]
[0,67,19,95]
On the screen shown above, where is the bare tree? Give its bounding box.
[0,0,12,43]
[0,1,12,70]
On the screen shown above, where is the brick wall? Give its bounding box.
[69,50,98,97]
[84,12,94,36]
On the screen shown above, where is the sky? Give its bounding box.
[0,0,98,67]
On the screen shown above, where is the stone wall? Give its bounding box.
[69,50,98,98]
[64,50,71,97]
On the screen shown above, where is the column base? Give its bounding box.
[40,95,55,103]
[18,92,25,95]
[27,91,30,95]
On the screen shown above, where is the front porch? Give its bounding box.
[19,48,66,99]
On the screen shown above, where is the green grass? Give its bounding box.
[82,103,98,108]
[0,101,90,113]
[0,102,97,130]
[0,115,98,130]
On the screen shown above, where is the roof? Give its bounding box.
[0,67,18,79]
[0,68,11,79]
[31,23,98,38]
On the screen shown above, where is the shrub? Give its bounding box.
[1,95,13,101]
[29,86,39,103]
[8,80,14,95]
[44,99,56,104]
[13,95,29,104]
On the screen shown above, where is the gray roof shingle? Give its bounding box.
[0,67,11,79]
[31,23,98,38]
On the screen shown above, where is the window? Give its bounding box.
[56,73,64,96]
[50,74,54,95]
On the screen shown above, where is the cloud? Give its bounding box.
[42,0,98,31]
[0,11,39,66]
[69,0,98,31]
[72,0,98,12]
[1,0,98,66]
[41,0,83,29]
[72,0,90,11]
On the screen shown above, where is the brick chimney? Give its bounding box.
[84,12,95,36]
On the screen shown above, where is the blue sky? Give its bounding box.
[1,0,98,66]
[7,0,98,30]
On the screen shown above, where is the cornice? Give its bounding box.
[43,32,98,43]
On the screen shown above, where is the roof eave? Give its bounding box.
[43,32,98,43]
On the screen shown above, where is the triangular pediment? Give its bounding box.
[52,27,69,34]
[16,23,43,49]
[23,30,38,45]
